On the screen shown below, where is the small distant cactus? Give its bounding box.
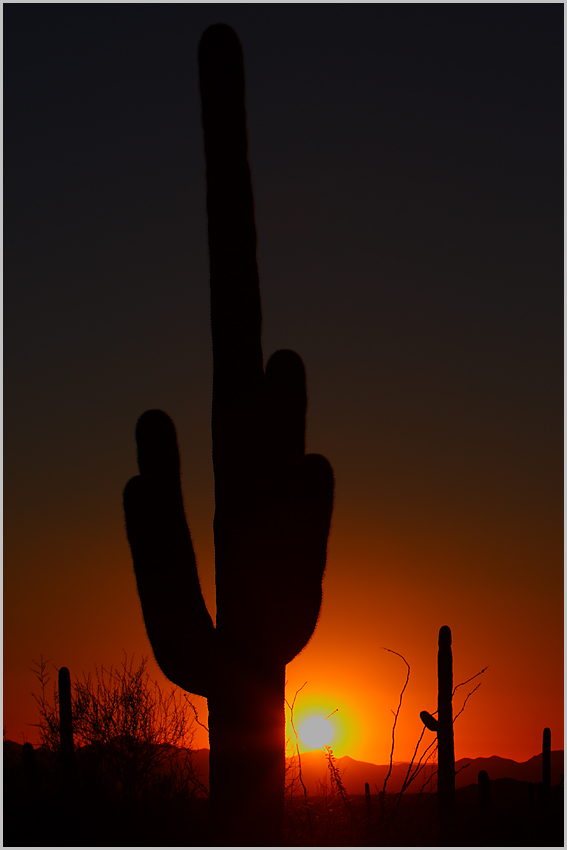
[477,769,491,842]
[420,625,455,838]
[58,666,76,792]
[478,768,491,811]
[541,726,551,811]
[22,742,38,799]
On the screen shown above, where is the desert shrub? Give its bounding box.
[31,654,203,804]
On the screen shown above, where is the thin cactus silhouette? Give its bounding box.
[58,666,76,793]
[123,23,334,846]
[365,780,371,817]
[477,768,492,844]
[541,726,551,812]
[477,768,491,811]
[420,625,455,840]
[22,742,38,800]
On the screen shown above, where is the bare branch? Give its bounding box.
[398,725,427,795]
[452,666,488,698]
[284,683,312,841]
[404,738,438,790]
[184,696,209,734]
[455,761,470,777]
[381,647,410,795]
[453,682,482,723]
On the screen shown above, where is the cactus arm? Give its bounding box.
[123,409,216,697]
[420,710,438,732]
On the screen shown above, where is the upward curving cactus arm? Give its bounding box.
[123,411,217,698]
[124,23,333,845]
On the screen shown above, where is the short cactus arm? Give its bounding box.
[123,410,216,697]
[420,710,438,732]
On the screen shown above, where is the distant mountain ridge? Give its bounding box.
[310,750,564,796]
[189,747,563,795]
[6,741,562,797]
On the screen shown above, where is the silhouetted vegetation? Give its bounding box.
[122,22,333,846]
[3,651,563,846]
[3,656,207,845]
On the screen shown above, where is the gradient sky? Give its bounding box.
[4,4,563,766]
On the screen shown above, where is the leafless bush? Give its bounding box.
[31,654,204,801]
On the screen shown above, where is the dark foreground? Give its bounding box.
[4,743,563,846]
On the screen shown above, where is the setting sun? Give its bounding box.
[299,716,334,749]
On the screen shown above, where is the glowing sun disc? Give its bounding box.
[299,716,334,749]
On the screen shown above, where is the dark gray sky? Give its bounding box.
[4,4,563,763]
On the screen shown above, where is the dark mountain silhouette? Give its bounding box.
[6,740,562,798]
[7,740,562,799]
[286,749,564,796]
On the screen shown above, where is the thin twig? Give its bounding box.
[404,738,438,791]
[381,648,410,795]
[453,683,482,723]
[284,683,312,841]
[184,697,209,734]
[455,762,470,777]
[419,762,438,795]
[397,725,427,796]
[452,666,488,698]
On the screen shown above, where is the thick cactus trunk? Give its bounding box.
[208,666,285,845]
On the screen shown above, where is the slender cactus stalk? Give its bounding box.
[58,666,76,793]
[541,726,551,812]
[437,625,455,834]
[123,24,333,846]
[420,626,455,841]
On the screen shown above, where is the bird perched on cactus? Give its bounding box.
[123,23,334,846]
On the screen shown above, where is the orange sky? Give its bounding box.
[4,5,563,768]
[5,431,562,765]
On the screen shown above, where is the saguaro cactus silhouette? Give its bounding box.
[541,726,551,812]
[420,625,455,839]
[58,666,76,793]
[123,23,334,846]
